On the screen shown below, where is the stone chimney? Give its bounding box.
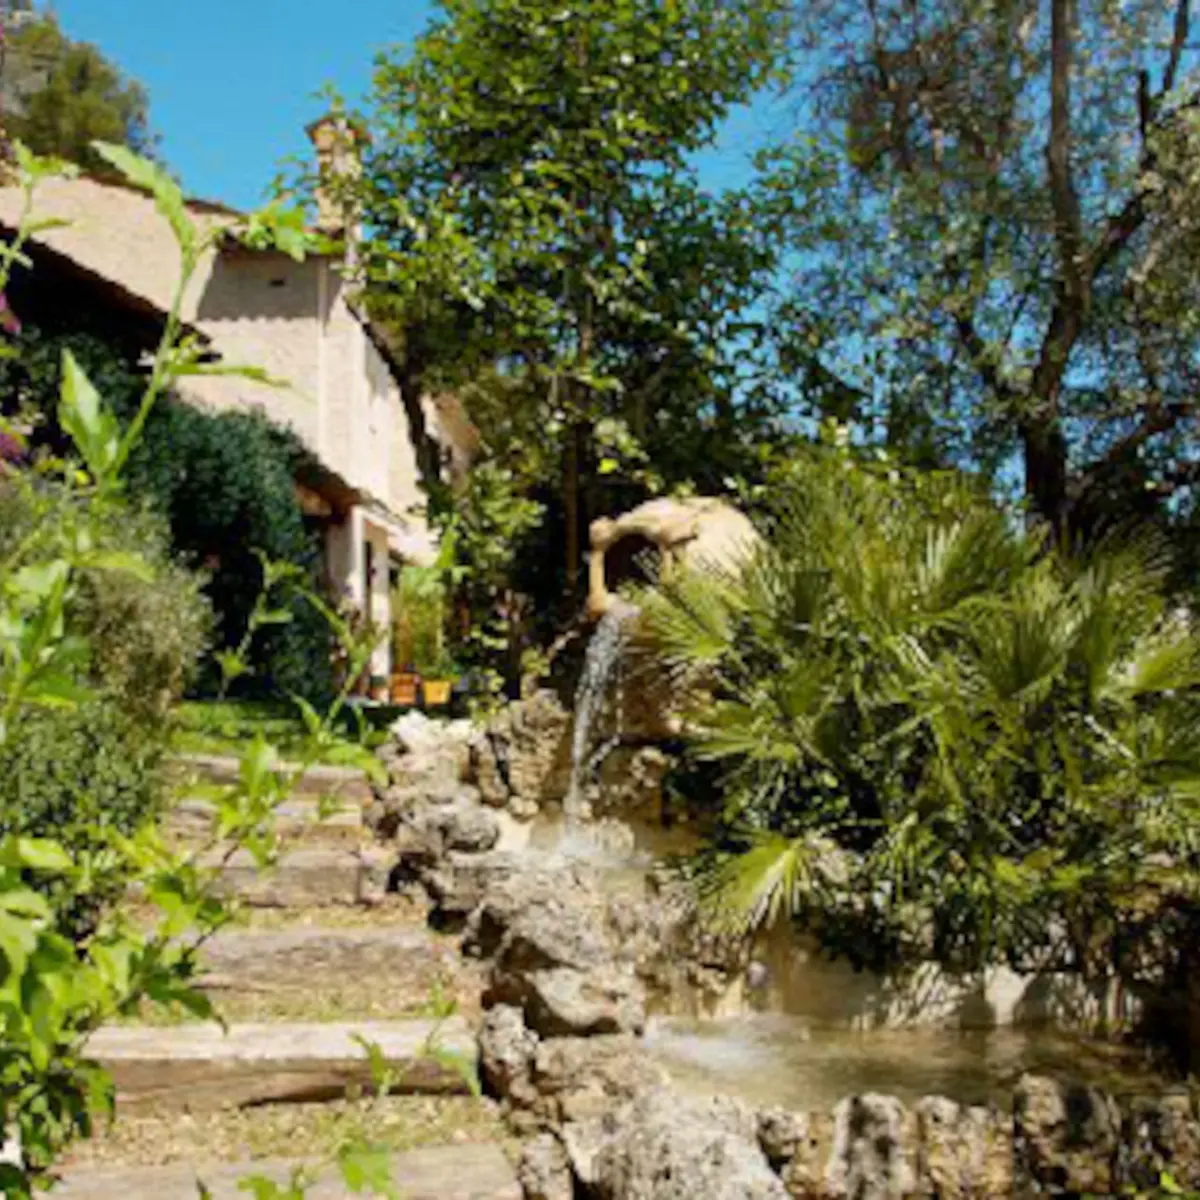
[306,113,365,239]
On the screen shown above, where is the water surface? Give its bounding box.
[645,1012,1172,1112]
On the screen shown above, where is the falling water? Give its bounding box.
[563,605,632,825]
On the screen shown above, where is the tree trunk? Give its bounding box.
[564,418,582,598]
[1021,415,1070,533]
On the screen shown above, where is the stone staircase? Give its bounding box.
[53,1143,520,1199]
[54,750,520,1199]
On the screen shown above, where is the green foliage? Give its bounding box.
[133,404,335,705]
[392,563,447,676]
[643,430,1200,982]
[0,326,337,706]
[438,458,546,699]
[0,140,412,1197]
[173,699,385,776]
[3,9,157,172]
[760,0,1200,535]
[349,0,790,650]
[0,483,208,933]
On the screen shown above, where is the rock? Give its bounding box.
[498,899,616,973]
[479,1004,539,1108]
[825,1094,915,1199]
[518,964,646,1038]
[424,852,527,926]
[485,896,647,1036]
[1013,1074,1120,1196]
[439,804,501,854]
[389,710,441,756]
[1118,1091,1200,1193]
[468,690,572,815]
[588,1088,787,1200]
[465,864,609,958]
[594,746,672,821]
[915,1096,1012,1198]
[518,1134,574,1200]
[561,1115,612,1190]
[777,1110,835,1198]
[757,1108,808,1169]
[531,1034,668,1126]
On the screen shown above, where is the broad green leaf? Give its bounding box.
[337,1144,397,1198]
[92,142,195,256]
[59,349,120,481]
[74,550,155,582]
[0,837,72,872]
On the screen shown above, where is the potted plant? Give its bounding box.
[390,669,419,707]
[391,571,429,700]
[420,652,458,708]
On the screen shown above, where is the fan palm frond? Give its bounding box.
[694,829,829,937]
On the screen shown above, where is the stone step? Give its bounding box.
[189,925,478,1022]
[201,845,392,908]
[48,1141,520,1199]
[167,794,364,843]
[170,753,374,806]
[89,1019,478,1112]
[198,925,452,987]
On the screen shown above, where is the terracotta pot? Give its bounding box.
[390,673,419,706]
[423,679,452,708]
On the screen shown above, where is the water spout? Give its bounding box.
[563,602,636,824]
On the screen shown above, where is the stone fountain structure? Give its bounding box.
[585,495,758,621]
[360,496,1200,1197]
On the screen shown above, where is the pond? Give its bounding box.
[644,1012,1174,1112]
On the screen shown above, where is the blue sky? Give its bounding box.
[53,0,788,211]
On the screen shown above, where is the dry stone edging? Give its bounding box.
[89,1019,477,1112]
[48,1141,521,1200]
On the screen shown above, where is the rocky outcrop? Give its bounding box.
[479,870,648,1038]
[1013,1073,1122,1195]
[470,690,572,819]
[368,716,1200,1200]
[584,1089,788,1200]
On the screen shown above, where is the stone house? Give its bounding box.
[0,118,474,682]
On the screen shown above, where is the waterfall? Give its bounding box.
[563,605,631,824]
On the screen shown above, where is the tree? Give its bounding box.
[760,0,1200,536]
[2,7,155,171]
[352,0,788,611]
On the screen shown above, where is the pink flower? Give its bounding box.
[0,292,21,336]
[0,431,25,464]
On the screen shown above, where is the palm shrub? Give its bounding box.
[641,441,1200,985]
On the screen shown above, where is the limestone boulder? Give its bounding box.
[531,1035,668,1126]
[518,1134,574,1200]
[479,1003,540,1111]
[914,1096,1012,1198]
[1118,1091,1200,1193]
[756,1108,810,1171]
[481,878,648,1037]
[1013,1074,1121,1196]
[587,1088,787,1200]
[468,690,572,815]
[824,1094,916,1199]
